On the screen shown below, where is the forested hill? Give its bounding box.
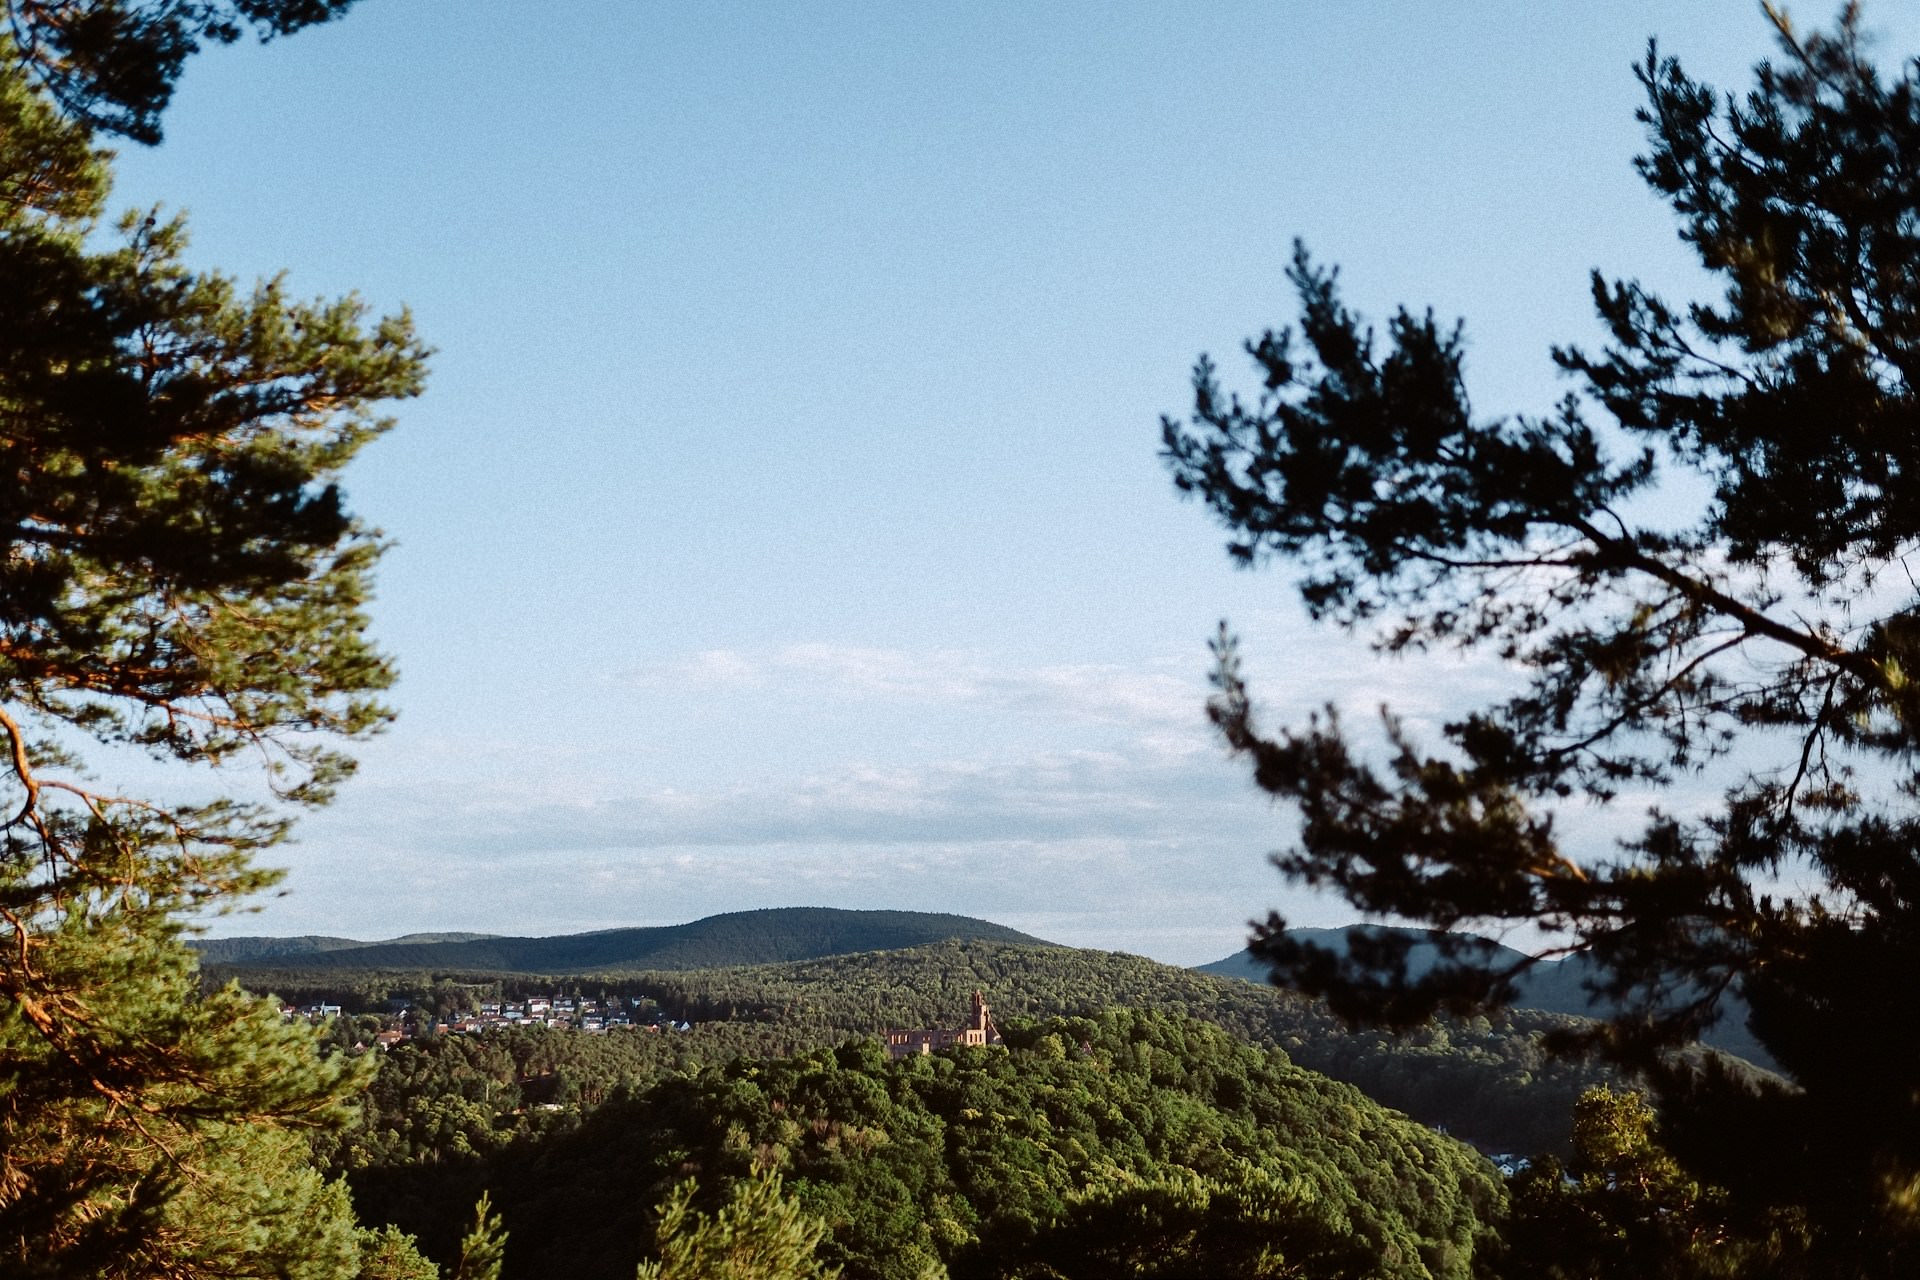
[192,931,498,965]
[252,938,1623,1155]
[1196,927,1496,984]
[1199,927,1774,1070]
[207,908,1050,973]
[346,1010,1504,1280]
[622,939,1617,1155]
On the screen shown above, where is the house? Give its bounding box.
[883,991,1002,1060]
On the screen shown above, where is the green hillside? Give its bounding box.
[1195,926,1478,983]
[1200,927,1777,1070]
[612,939,1618,1156]
[342,1009,1504,1280]
[248,938,1620,1155]
[210,907,1050,973]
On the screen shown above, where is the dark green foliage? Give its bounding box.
[357,1224,441,1280]
[1203,931,1775,1070]
[1161,8,1920,1273]
[450,1192,509,1280]
[315,1020,810,1178]
[0,904,376,1276]
[628,940,1617,1156]
[0,8,425,1273]
[1014,1168,1365,1280]
[277,940,1618,1162]
[3,1,359,143]
[634,1170,840,1280]
[214,909,1053,975]
[1497,1086,1809,1279]
[354,1011,1502,1280]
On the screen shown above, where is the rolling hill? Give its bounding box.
[219,916,1773,1154]
[204,907,1051,974]
[1199,925,1774,1069]
[192,932,499,965]
[238,934,1622,1155]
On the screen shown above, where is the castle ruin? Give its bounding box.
[882,990,1002,1059]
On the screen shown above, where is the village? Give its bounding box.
[284,994,696,1048]
[281,990,1004,1058]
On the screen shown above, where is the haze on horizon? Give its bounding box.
[117,2,1920,967]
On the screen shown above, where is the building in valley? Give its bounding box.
[883,990,1002,1059]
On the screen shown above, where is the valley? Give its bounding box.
[201,908,1710,1276]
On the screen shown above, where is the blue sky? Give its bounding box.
[113,2,1918,964]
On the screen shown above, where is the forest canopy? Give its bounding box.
[344,1009,1506,1280]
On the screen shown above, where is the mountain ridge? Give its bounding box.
[200,907,1052,974]
[1198,925,1773,1069]
[251,935,1626,1156]
[192,932,501,965]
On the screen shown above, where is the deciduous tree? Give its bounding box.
[1162,5,1920,1272]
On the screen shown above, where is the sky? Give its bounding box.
[105,1,1920,965]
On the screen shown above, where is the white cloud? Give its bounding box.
[256,828,1308,967]
[253,638,1548,965]
[309,739,1274,858]
[634,643,1210,730]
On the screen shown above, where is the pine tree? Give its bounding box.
[358,1224,442,1280]
[1498,1087,1801,1278]
[634,1171,841,1280]
[1162,5,1920,1273]
[448,1193,508,1280]
[0,5,425,1274]
[3,0,359,142]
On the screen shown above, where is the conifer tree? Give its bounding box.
[0,3,425,1274]
[449,1193,508,1280]
[4,0,358,142]
[358,1224,442,1280]
[1499,1086,1788,1279]
[634,1171,841,1280]
[1162,5,1920,1273]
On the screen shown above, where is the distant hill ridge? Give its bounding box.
[192,932,499,965]
[200,908,1051,974]
[217,930,1772,1155]
[1198,924,1772,1069]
